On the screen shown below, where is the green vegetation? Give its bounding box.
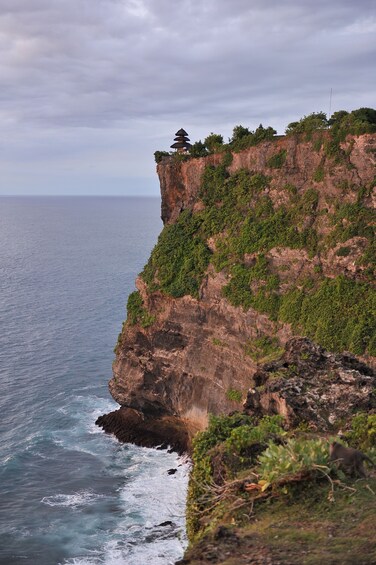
[144,150,374,355]
[313,165,325,182]
[267,149,287,168]
[187,413,285,540]
[345,412,376,451]
[336,246,352,257]
[189,140,208,158]
[154,150,170,163]
[229,123,277,152]
[279,276,376,355]
[154,107,376,164]
[126,290,155,328]
[186,411,376,553]
[211,337,228,347]
[204,132,224,153]
[147,109,375,356]
[258,437,330,484]
[226,388,243,403]
[142,209,211,298]
[225,415,285,454]
[329,107,376,138]
[286,111,328,137]
[285,108,376,141]
[244,335,283,362]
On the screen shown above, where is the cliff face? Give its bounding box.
[99,133,376,448]
[159,134,376,224]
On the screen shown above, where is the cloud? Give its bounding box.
[0,0,375,194]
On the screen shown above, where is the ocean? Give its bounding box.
[0,197,188,565]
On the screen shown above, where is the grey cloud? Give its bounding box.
[0,0,375,194]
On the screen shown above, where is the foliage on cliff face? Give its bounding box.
[141,210,211,298]
[126,290,155,327]
[145,132,376,356]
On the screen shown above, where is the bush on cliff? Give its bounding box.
[189,140,209,158]
[257,437,330,484]
[154,150,170,163]
[126,290,155,327]
[229,123,277,152]
[141,209,211,298]
[328,107,376,139]
[204,133,224,153]
[285,112,328,137]
[187,414,286,540]
[144,155,375,355]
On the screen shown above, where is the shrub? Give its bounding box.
[329,107,376,140]
[154,150,170,163]
[230,124,251,143]
[267,149,287,169]
[204,133,224,153]
[187,412,254,539]
[141,210,211,298]
[244,335,283,362]
[258,438,330,484]
[279,275,376,355]
[229,124,277,152]
[336,246,351,257]
[313,165,325,182]
[286,112,328,137]
[226,415,285,454]
[345,413,376,451]
[126,291,155,327]
[190,140,209,158]
[226,388,243,403]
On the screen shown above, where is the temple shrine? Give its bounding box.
[170,128,192,152]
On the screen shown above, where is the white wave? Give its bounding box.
[60,450,190,565]
[41,490,104,508]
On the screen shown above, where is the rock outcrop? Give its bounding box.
[244,337,375,431]
[97,133,376,448]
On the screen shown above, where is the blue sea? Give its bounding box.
[0,197,188,565]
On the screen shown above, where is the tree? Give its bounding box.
[204,133,224,153]
[230,125,251,144]
[286,112,328,135]
[190,140,209,158]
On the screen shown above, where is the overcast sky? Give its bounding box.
[0,0,375,195]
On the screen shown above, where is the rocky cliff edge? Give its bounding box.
[96,132,376,451]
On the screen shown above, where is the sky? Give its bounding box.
[0,0,375,196]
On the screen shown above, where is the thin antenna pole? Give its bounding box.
[329,88,333,119]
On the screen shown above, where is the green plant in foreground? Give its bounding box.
[226,415,285,454]
[345,413,376,451]
[258,438,330,484]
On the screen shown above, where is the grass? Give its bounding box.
[184,410,376,564]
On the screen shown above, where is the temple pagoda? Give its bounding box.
[170,128,192,152]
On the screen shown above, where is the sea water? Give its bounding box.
[0,197,188,565]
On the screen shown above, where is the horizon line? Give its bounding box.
[0,194,161,198]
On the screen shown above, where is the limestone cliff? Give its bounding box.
[97,132,375,449]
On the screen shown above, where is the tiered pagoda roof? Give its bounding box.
[170,128,192,151]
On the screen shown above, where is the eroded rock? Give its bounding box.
[244,337,375,430]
